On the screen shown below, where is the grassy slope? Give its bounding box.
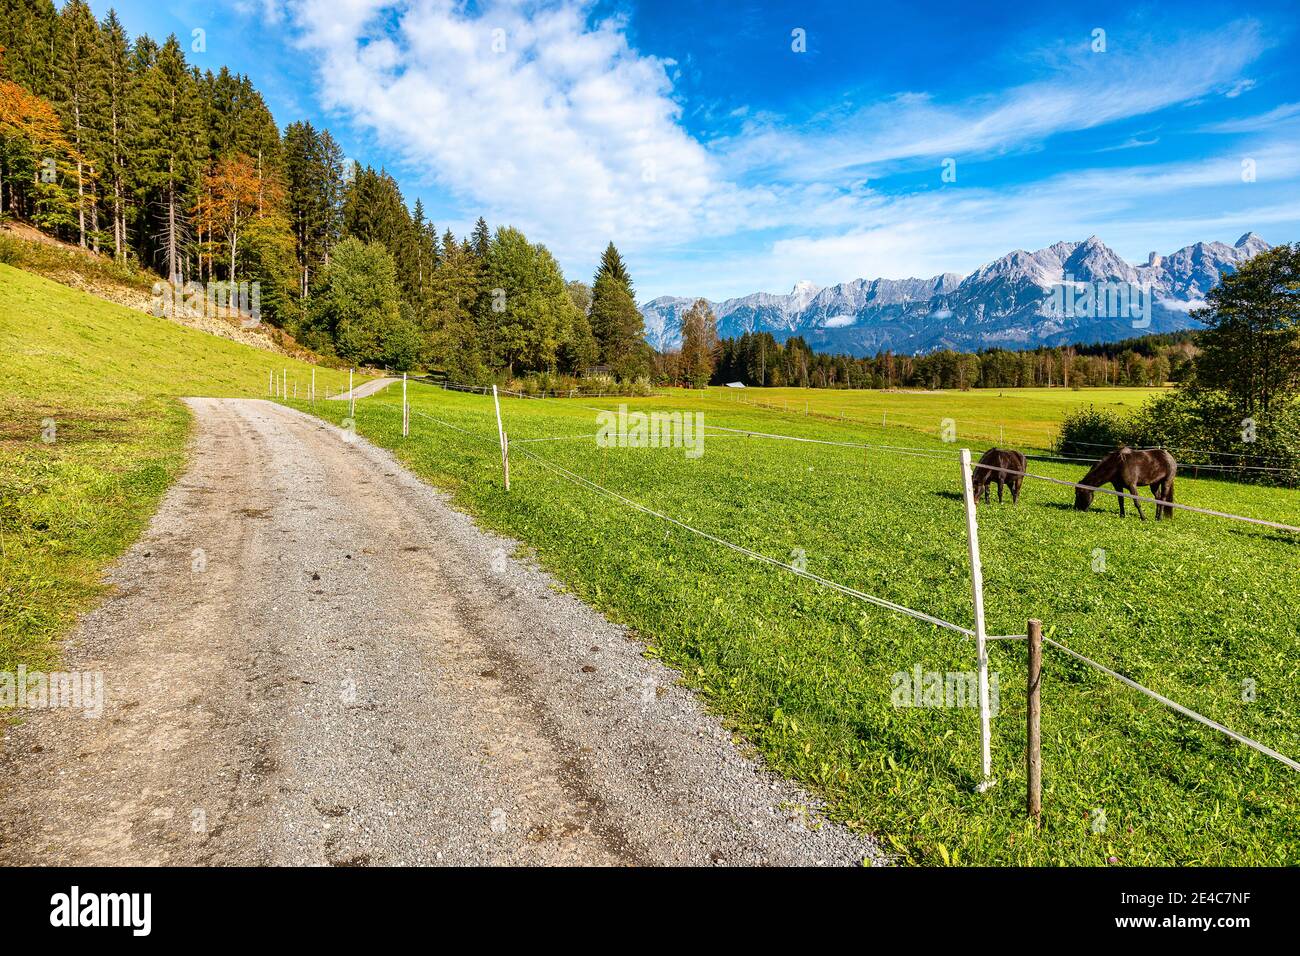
[289,383,1300,865]
[0,264,358,673]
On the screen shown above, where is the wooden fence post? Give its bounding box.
[1027,618,1043,822]
[959,447,995,791]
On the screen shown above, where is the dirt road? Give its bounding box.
[329,377,397,400]
[0,399,879,866]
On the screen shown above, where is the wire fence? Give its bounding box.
[725,392,1299,483]
[345,386,1300,785]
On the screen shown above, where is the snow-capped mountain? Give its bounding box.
[640,233,1271,355]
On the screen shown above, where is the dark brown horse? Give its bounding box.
[1074,448,1176,520]
[972,448,1026,504]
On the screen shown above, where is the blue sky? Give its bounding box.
[85,0,1300,300]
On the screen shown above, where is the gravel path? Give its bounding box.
[329,377,397,400]
[0,399,881,866]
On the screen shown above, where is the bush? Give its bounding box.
[0,233,20,265]
[503,372,654,398]
[1055,405,1142,458]
[1135,389,1300,485]
[1056,394,1300,486]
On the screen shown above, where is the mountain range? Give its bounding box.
[639,233,1271,356]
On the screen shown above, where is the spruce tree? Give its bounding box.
[471,216,490,258]
[53,0,108,248]
[98,10,132,261]
[134,35,201,279]
[588,241,645,378]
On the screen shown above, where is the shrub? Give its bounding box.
[1055,405,1142,458]
[1135,389,1300,485]
[1057,394,1300,486]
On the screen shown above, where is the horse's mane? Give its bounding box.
[1081,448,1125,485]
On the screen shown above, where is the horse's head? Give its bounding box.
[1074,486,1094,511]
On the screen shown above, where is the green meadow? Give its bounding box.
[291,381,1300,865]
[3,266,1297,865]
[715,384,1169,450]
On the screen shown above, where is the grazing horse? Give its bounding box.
[971,448,1026,504]
[1074,448,1176,520]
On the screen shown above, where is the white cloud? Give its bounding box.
[713,21,1271,181]
[1095,136,1159,153]
[286,0,743,263]
[1157,298,1207,313]
[1201,101,1300,133]
[277,2,1295,300]
[653,144,1300,298]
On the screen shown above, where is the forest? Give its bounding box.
[1,1,1288,409]
[709,331,1199,390]
[0,0,650,380]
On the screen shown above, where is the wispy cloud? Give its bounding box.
[713,21,1270,181]
[1201,101,1300,133]
[1095,136,1159,153]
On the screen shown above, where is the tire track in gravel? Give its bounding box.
[0,398,881,866]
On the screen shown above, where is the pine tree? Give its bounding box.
[284,121,344,299]
[588,241,645,378]
[134,35,201,279]
[424,228,485,378]
[0,0,58,99]
[471,216,490,258]
[342,165,419,297]
[98,10,132,261]
[53,0,108,248]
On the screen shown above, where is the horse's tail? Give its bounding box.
[1163,472,1175,519]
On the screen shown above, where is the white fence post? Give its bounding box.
[402,372,409,437]
[960,447,995,791]
[492,385,509,491]
[311,368,316,403]
[502,431,511,491]
[349,368,355,418]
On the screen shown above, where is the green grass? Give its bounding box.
[0,263,359,674]
[287,383,1300,866]
[717,385,1169,450]
[5,265,1297,865]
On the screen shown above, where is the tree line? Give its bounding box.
[1056,245,1300,484]
[0,1,651,377]
[710,331,1197,390]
